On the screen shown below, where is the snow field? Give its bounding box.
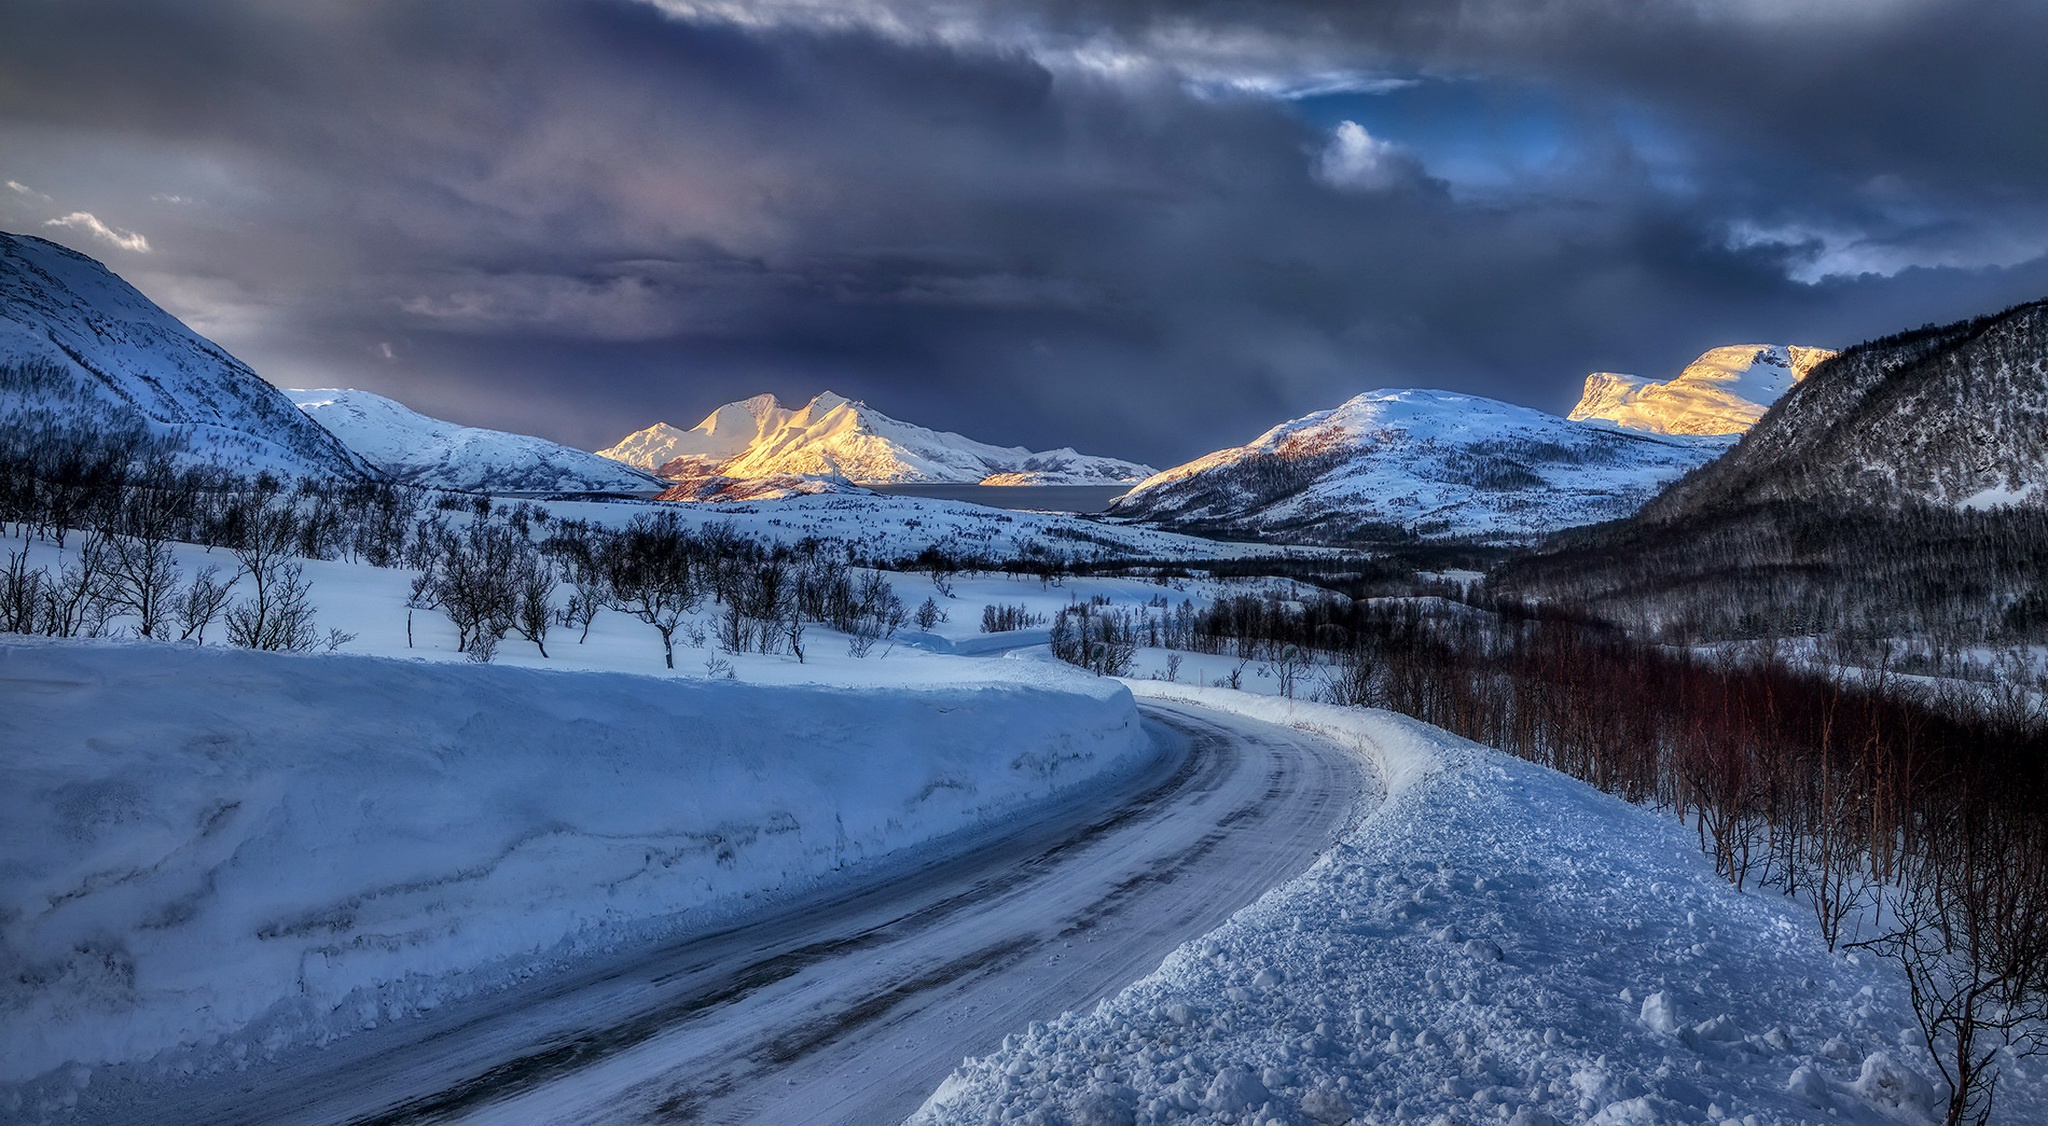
[0,637,1151,1100]
[537,491,1318,563]
[0,527,1300,693]
[911,685,2046,1126]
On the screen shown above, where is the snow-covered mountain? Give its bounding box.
[1568,344,1836,436]
[1500,301,2048,641]
[1108,389,1724,543]
[600,392,1156,486]
[0,231,372,479]
[291,388,662,495]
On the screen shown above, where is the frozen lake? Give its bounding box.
[868,483,1132,513]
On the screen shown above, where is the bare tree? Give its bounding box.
[225,497,301,650]
[1858,817,2048,1126]
[44,533,116,638]
[510,555,557,658]
[173,564,236,643]
[104,532,182,638]
[562,574,605,643]
[1267,642,1312,700]
[1,547,45,634]
[225,560,323,652]
[1317,644,1380,707]
[601,513,703,669]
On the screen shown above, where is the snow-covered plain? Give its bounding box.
[911,686,2048,1126]
[537,491,1314,564]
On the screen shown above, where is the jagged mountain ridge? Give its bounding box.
[600,392,1156,486]
[1108,388,1725,544]
[1568,344,1836,436]
[0,231,372,478]
[291,388,664,495]
[1643,300,2048,520]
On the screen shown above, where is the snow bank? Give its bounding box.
[0,639,1148,1087]
[913,685,2039,1126]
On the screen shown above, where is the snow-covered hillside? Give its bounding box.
[290,387,662,494]
[1109,389,1723,544]
[600,391,1156,486]
[0,639,1147,1089]
[0,232,371,479]
[1645,301,2048,517]
[1570,344,1837,436]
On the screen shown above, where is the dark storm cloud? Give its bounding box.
[2,0,2044,466]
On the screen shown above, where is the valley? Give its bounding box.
[4,206,2048,1126]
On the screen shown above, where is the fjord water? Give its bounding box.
[869,483,1132,513]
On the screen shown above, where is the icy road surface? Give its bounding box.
[116,701,1370,1126]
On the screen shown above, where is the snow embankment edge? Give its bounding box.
[0,639,1150,1086]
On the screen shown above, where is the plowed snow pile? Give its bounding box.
[911,686,2047,1126]
[0,640,1147,1098]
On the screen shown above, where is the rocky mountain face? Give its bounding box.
[1107,388,1726,544]
[0,231,372,479]
[600,392,1155,487]
[1568,344,1835,437]
[291,388,664,495]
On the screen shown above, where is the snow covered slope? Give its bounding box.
[914,687,2045,1126]
[1570,344,1836,436]
[290,387,662,494]
[600,391,1156,486]
[1109,389,1722,544]
[0,639,1147,1088]
[0,231,372,479]
[1645,300,2048,517]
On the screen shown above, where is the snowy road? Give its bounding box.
[106,700,1370,1126]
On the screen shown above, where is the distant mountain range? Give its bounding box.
[600,392,1156,487]
[1105,345,1827,544]
[290,388,664,495]
[1105,389,1723,544]
[0,232,371,479]
[46,224,2022,566]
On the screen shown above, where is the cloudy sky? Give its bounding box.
[4,0,2046,466]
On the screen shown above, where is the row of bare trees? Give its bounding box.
[1,422,915,668]
[400,512,911,668]
[1,485,350,653]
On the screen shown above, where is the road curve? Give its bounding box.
[98,699,1373,1126]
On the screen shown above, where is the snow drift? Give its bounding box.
[912,685,2034,1126]
[0,640,1148,1086]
